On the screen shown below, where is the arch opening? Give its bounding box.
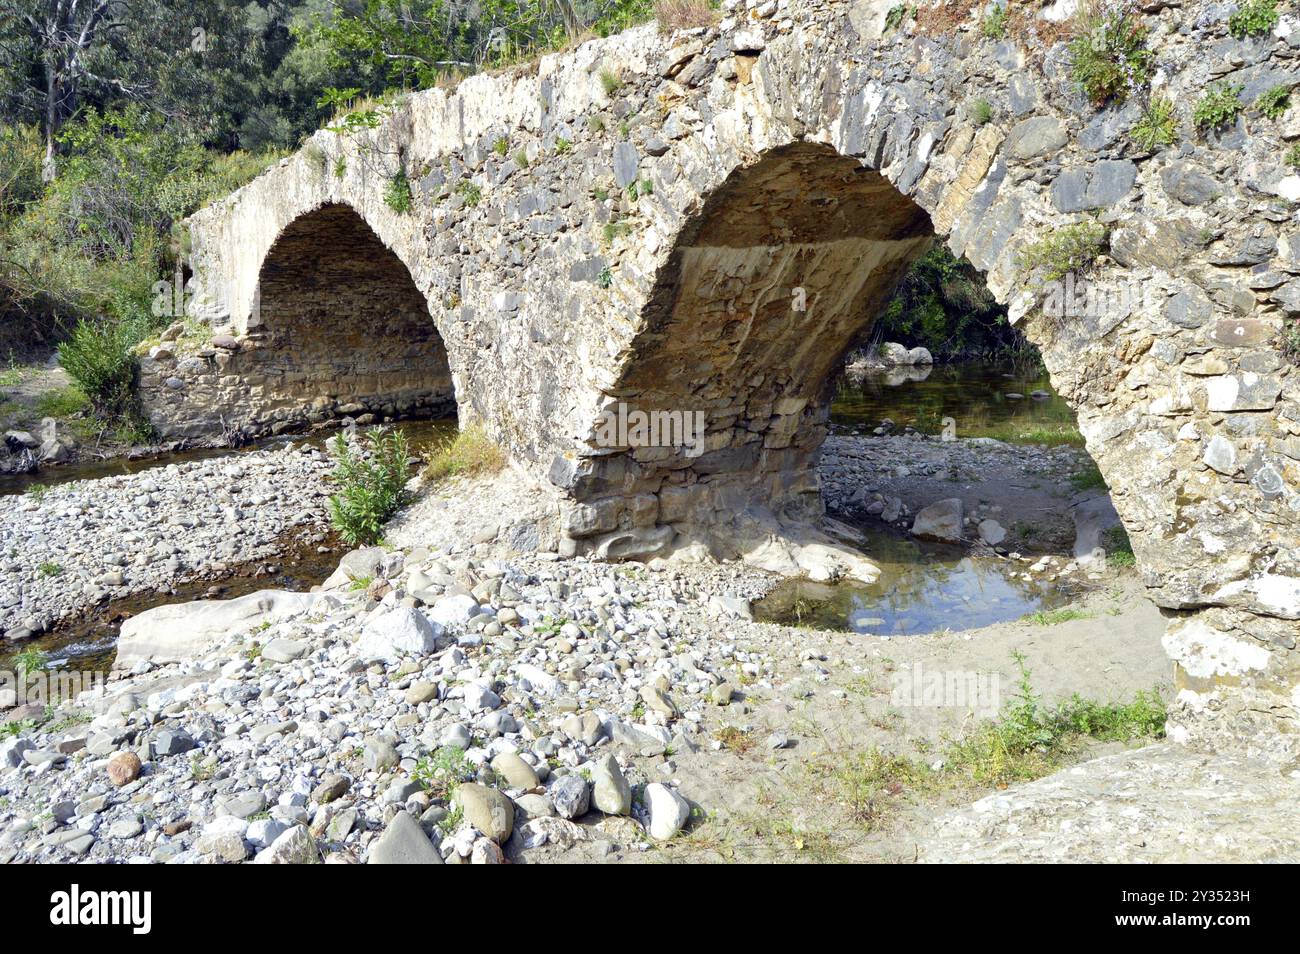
[244,203,455,433]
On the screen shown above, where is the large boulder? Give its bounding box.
[356,606,441,661]
[114,590,319,669]
[911,498,964,543]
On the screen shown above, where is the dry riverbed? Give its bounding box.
[0,430,1212,865]
[0,443,333,642]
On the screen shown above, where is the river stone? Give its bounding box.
[356,606,441,661]
[591,754,632,815]
[491,752,540,790]
[550,775,590,819]
[455,783,515,843]
[645,783,691,840]
[978,519,1007,546]
[370,810,443,864]
[115,590,319,669]
[253,824,320,864]
[911,498,964,543]
[106,751,142,786]
[405,681,439,705]
[261,638,308,663]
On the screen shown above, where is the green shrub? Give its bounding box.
[1016,220,1109,284]
[1130,94,1177,150]
[12,647,47,678]
[57,314,149,421]
[384,171,412,213]
[1067,6,1152,105]
[333,156,347,178]
[492,136,509,157]
[326,427,412,545]
[1287,143,1300,168]
[981,3,1008,39]
[884,3,908,31]
[971,98,993,125]
[599,69,623,96]
[554,137,572,155]
[454,180,481,206]
[1194,82,1244,131]
[1257,85,1291,120]
[1228,0,1278,38]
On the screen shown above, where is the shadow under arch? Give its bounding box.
[248,202,456,429]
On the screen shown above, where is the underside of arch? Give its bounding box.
[561,143,935,558]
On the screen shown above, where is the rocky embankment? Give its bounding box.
[0,444,333,642]
[0,543,771,863]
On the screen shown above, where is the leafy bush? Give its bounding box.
[873,245,1022,359]
[1257,85,1291,120]
[1194,82,1244,131]
[1016,220,1109,284]
[884,3,909,31]
[1228,0,1279,38]
[1067,4,1152,106]
[327,427,412,545]
[57,314,149,421]
[384,171,412,213]
[1130,95,1177,150]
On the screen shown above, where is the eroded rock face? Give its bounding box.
[166,3,1300,760]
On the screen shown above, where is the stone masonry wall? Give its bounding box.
[170,1,1300,763]
[140,204,453,440]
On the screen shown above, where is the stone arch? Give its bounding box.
[141,201,457,440]
[563,142,938,557]
[249,203,456,428]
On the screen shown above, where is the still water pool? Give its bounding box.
[753,524,1076,636]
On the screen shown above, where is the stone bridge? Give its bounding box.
[142,1,1300,762]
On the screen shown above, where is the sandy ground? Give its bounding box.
[514,571,1169,863]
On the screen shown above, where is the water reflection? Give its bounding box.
[753,523,1074,636]
[831,359,1076,439]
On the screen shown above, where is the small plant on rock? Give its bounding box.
[981,3,1009,39]
[884,3,909,32]
[1228,0,1279,38]
[1287,143,1300,168]
[1257,84,1291,121]
[492,135,509,157]
[326,427,412,546]
[412,746,476,801]
[1016,219,1109,284]
[383,170,412,213]
[971,98,993,125]
[599,69,623,96]
[1194,82,1244,131]
[1067,2,1152,106]
[1130,94,1178,150]
[454,179,481,206]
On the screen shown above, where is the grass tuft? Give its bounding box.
[421,426,505,483]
